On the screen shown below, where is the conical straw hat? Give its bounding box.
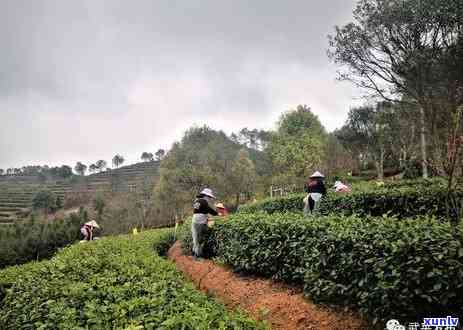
[85,220,100,228]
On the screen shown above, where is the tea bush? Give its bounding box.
[0,229,266,330]
[237,194,303,214]
[32,189,62,213]
[0,213,84,269]
[238,183,461,219]
[181,212,463,323]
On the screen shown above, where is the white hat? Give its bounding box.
[310,171,325,178]
[200,188,216,199]
[85,220,100,228]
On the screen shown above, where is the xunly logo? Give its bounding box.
[422,316,459,327]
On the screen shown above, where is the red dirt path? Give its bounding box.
[168,242,368,330]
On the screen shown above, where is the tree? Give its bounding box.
[141,152,154,162]
[278,105,326,137]
[13,168,21,175]
[428,107,463,225]
[21,166,42,176]
[228,149,257,206]
[95,160,107,173]
[155,149,166,161]
[88,164,98,174]
[74,162,87,176]
[328,0,463,179]
[58,165,73,179]
[232,128,272,151]
[0,169,3,176]
[268,106,326,185]
[112,155,124,168]
[339,103,398,180]
[6,168,12,175]
[32,190,58,215]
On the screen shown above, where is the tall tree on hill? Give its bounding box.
[74,162,87,176]
[329,0,463,179]
[88,164,98,174]
[21,166,42,176]
[232,128,272,151]
[95,160,107,173]
[155,149,165,161]
[268,105,326,186]
[112,155,125,168]
[0,169,3,175]
[32,190,58,215]
[58,165,73,179]
[141,152,154,162]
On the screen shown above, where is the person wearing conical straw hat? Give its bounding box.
[333,180,351,193]
[192,188,218,261]
[80,220,100,241]
[215,202,229,217]
[207,202,229,228]
[303,171,326,217]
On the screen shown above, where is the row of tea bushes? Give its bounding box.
[238,184,460,219]
[180,213,463,323]
[0,229,266,329]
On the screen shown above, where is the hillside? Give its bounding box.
[0,161,160,223]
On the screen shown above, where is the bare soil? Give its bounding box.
[168,242,369,330]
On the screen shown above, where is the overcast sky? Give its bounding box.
[0,0,361,170]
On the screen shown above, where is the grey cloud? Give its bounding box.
[0,0,358,169]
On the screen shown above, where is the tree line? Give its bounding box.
[329,0,463,223]
[329,0,463,183]
[0,149,166,179]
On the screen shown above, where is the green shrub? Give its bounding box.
[238,183,461,219]
[381,177,445,189]
[0,229,266,329]
[320,185,462,219]
[237,194,304,214]
[32,190,59,213]
[0,214,84,269]
[180,212,463,323]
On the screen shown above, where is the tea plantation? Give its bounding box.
[238,179,460,219]
[180,179,463,324]
[0,229,266,329]
[2,178,462,328]
[0,161,159,223]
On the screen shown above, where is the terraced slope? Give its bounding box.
[0,161,160,223]
[81,161,160,193]
[0,184,67,223]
